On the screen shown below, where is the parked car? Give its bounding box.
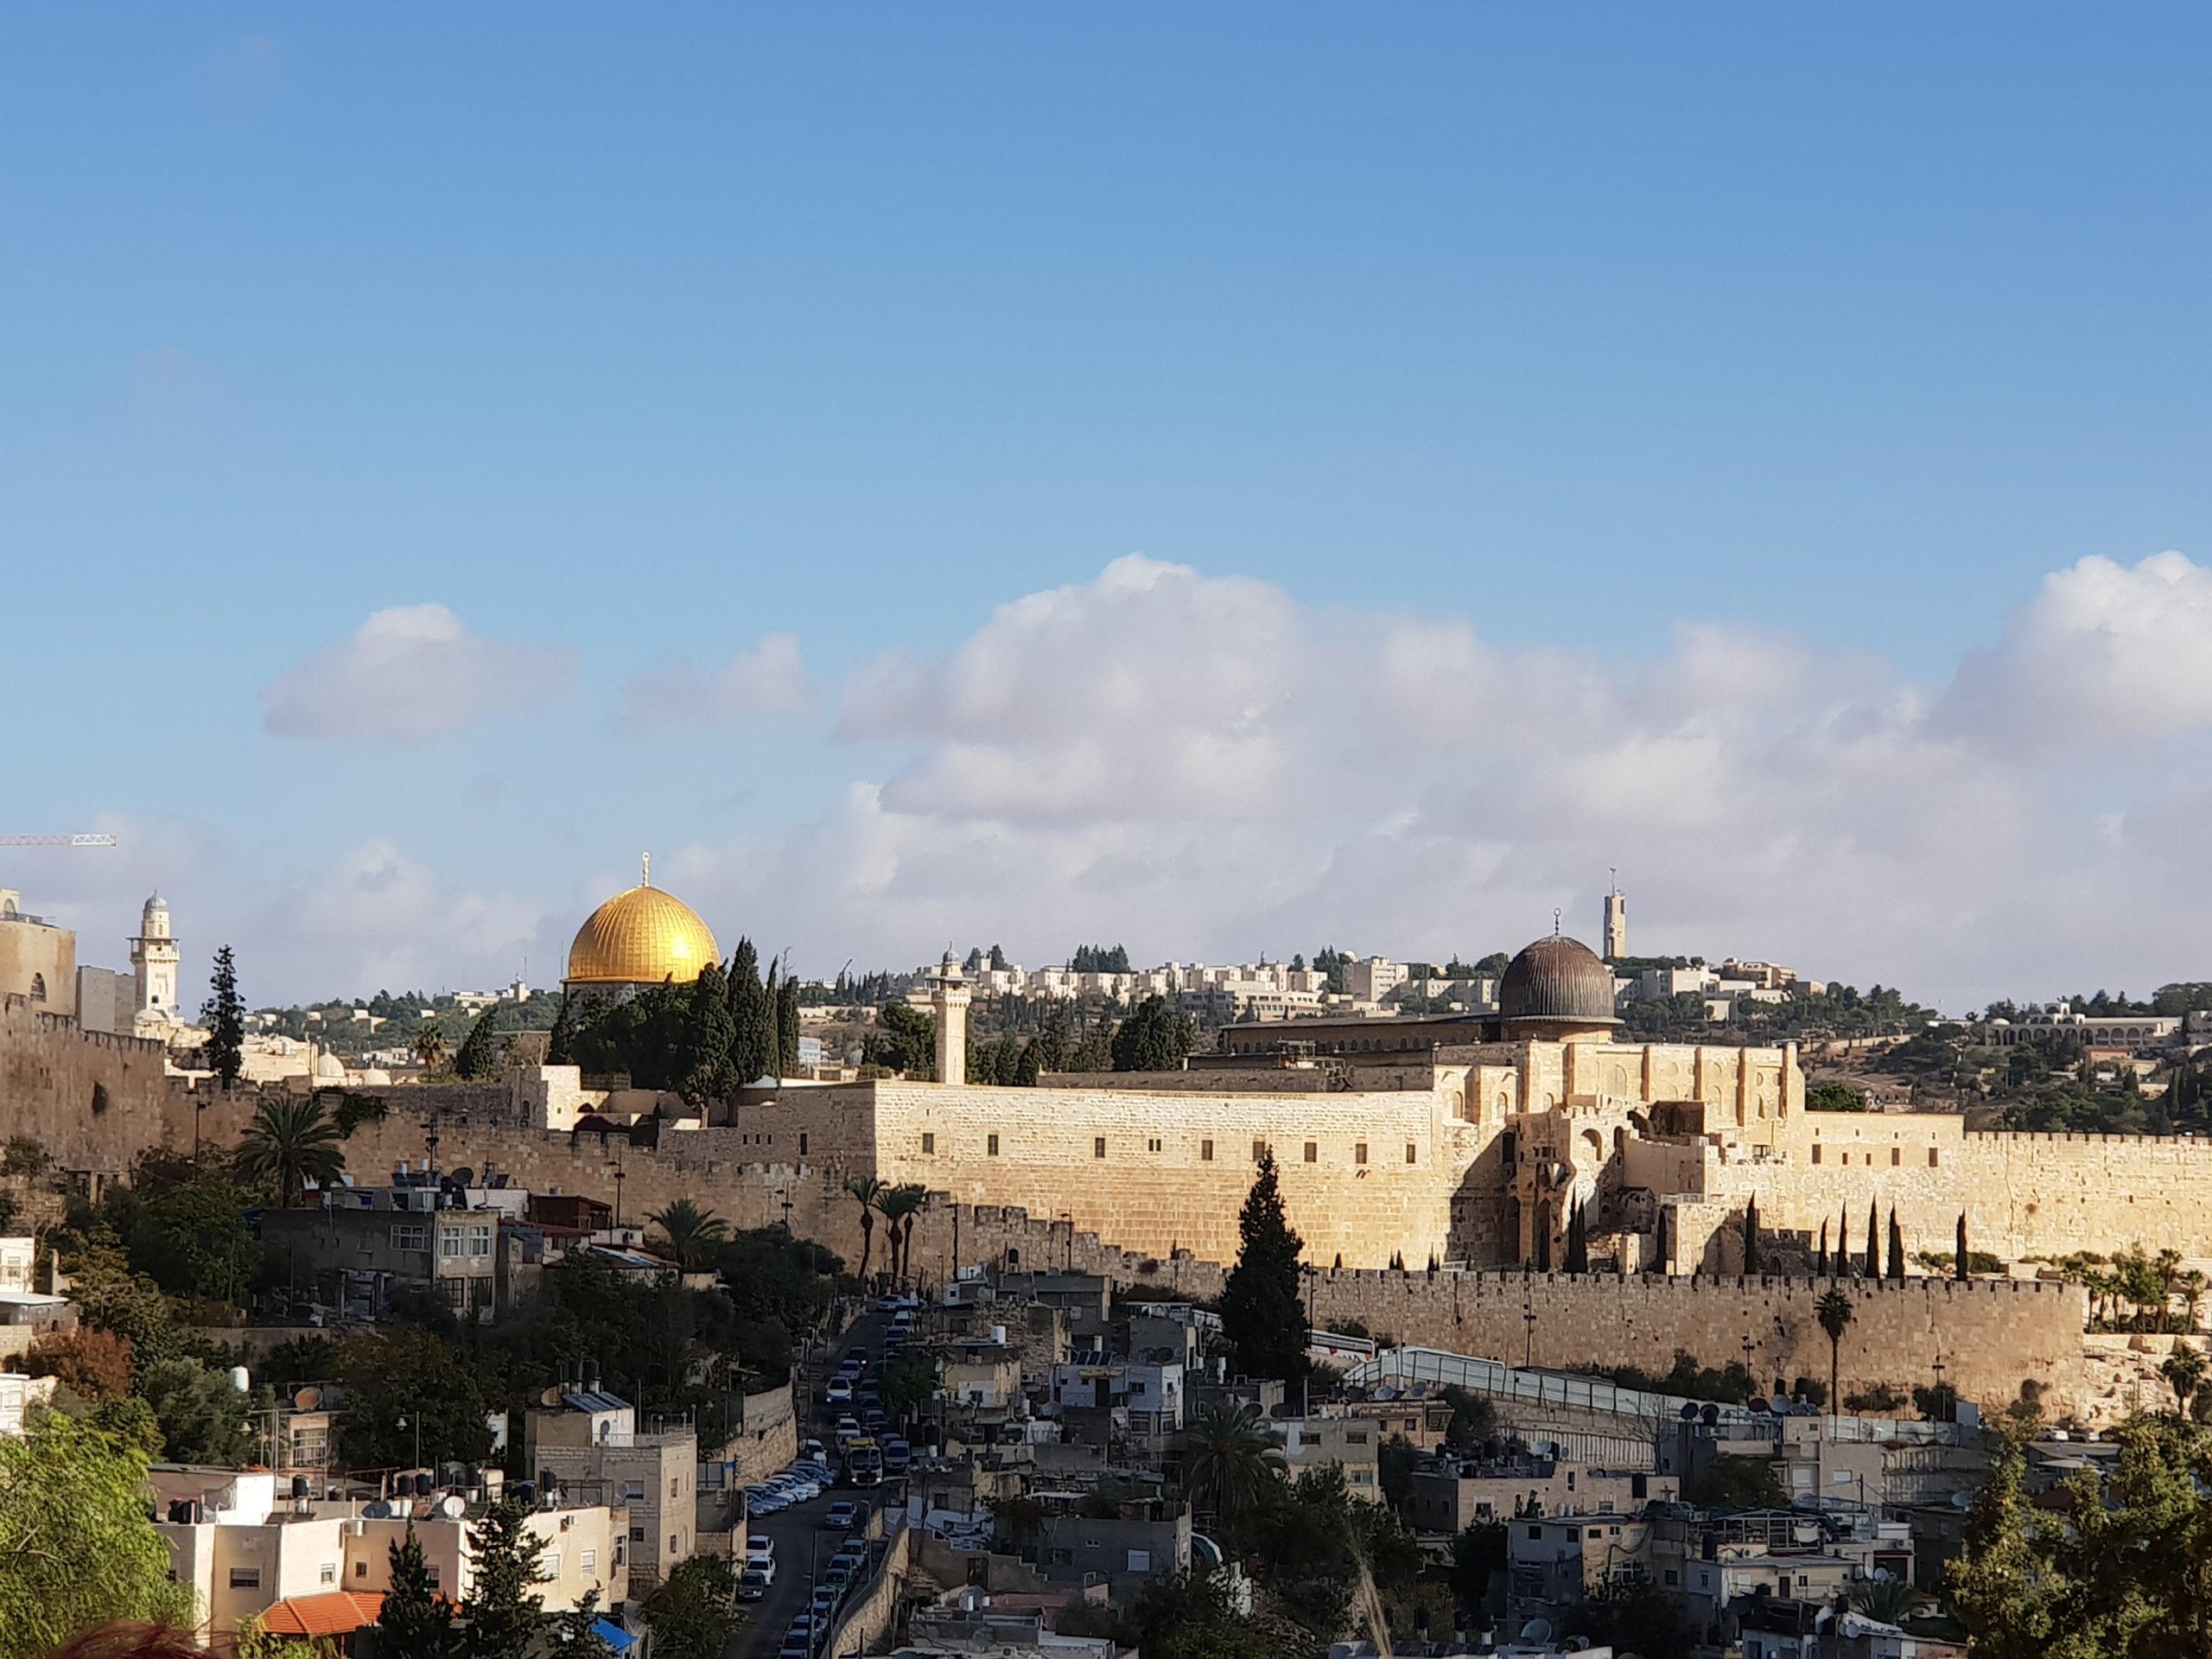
[822,1499,857,1531]
[835,1415,862,1446]
[746,1535,774,1565]
[738,1562,774,1600]
[882,1436,912,1475]
[801,1438,829,1462]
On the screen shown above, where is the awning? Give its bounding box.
[590,1618,638,1652]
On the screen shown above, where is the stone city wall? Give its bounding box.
[1301,1271,2092,1416]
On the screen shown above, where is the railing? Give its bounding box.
[1348,1347,1974,1446]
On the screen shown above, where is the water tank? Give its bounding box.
[989,1325,1007,1345]
[291,1475,310,1498]
[229,1365,251,1393]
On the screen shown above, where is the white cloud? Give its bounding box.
[259,604,575,742]
[617,632,814,728]
[1939,550,2212,747]
[649,551,2212,1010]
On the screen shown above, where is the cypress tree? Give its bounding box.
[376,1525,455,1659]
[200,945,246,1090]
[1866,1201,1880,1277]
[762,959,780,1078]
[1564,1202,1589,1274]
[545,994,577,1066]
[1817,1218,1830,1277]
[776,970,800,1077]
[1887,1206,1906,1280]
[1218,1149,1308,1382]
[725,939,772,1084]
[673,963,737,1106]
[461,1496,549,1659]
[1956,1213,1971,1281]
[452,1008,505,1082]
[1743,1194,1762,1275]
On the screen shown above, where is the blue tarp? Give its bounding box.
[590,1619,637,1651]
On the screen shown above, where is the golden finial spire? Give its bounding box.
[1554,906,1561,936]
[641,851,652,888]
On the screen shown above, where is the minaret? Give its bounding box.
[1601,871,1627,962]
[130,893,181,1027]
[931,951,970,1086]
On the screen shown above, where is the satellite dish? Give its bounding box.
[540,1386,565,1407]
[450,1167,475,1186]
[364,1501,393,1519]
[1521,1618,1554,1643]
[1770,1395,1792,1415]
[1950,1490,1974,1510]
[1679,1402,1700,1421]
[293,1387,322,1411]
[1700,1403,1719,1427]
[441,1494,467,1519]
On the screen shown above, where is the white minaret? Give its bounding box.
[931,951,970,1086]
[130,893,181,1024]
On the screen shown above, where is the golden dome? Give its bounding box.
[566,865,720,988]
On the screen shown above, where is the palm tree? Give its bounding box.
[874,1184,930,1286]
[1816,1288,1854,1421]
[648,1198,729,1269]
[233,1096,346,1207]
[1847,1578,1917,1624]
[2179,1269,2208,1333]
[2163,1342,2206,1417]
[413,1023,448,1074]
[845,1175,887,1286]
[2157,1248,2185,1333]
[1178,1402,1285,1544]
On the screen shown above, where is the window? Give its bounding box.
[1405,1142,1417,1164]
[229,1567,263,1590]
[1344,1429,1368,1444]
[468,1224,493,1257]
[1128,1548,1151,1573]
[921,1133,935,1154]
[621,1480,645,1502]
[630,1526,646,1543]
[988,1133,1000,1155]
[27,974,44,1002]
[581,1548,596,1575]
[1811,1143,1822,1165]
[1891,1147,1901,1166]
[320,1564,337,1586]
[1147,1136,1161,1153]
[391,1224,428,1252]
[1094,1136,1107,1159]
[1303,1141,1318,1163]
[1528,1526,1542,1540]
[1929,1147,1941,1167]
[1201,1139,1214,1161]
[798,1133,808,1155]
[441,1230,464,1260]
[670,1478,679,1497]
[1253,1140,1268,1162]
[668,1533,678,1554]
[356,1561,368,1580]
[1664,1569,1679,1586]
[1354,1142,1368,1165]
[546,1548,562,1579]
[425,1567,440,1588]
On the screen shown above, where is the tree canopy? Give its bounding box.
[1218,1150,1307,1382]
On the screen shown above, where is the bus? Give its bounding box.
[845,1439,884,1488]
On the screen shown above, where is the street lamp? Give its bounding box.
[779,1189,793,1230]
[397,1413,423,1473]
[1522,1299,1536,1368]
[613,1165,626,1231]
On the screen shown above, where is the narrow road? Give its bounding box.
[735,1305,898,1657]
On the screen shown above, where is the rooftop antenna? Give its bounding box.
[1610,865,1618,895]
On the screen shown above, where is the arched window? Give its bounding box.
[28,973,45,1002]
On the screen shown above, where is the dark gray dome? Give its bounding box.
[1498,935,1618,1027]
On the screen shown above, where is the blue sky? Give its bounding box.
[4,8,2210,1007]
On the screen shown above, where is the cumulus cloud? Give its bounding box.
[617,632,813,728]
[642,550,2212,1010]
[259,604,575,742]
[1939,550,2212,747]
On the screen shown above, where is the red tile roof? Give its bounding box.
[260,1592,386,1637]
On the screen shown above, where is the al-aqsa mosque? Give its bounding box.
[563,855,721,995]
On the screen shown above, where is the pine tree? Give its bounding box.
[377,1524,456,1659]
[724,940,772,1084]
[1219,1149,1308,1382]
[461,1496,548,1659]
[1887,1206,1906,1280]
[200,945,245,1090]
[1957,1213,1971,1281]
[1110,995,1197,1071]
[1743,1194,1762,1275]
[452,1008,505,1082]
[775,969,800,1078]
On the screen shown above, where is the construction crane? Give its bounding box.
[0,834,118,848]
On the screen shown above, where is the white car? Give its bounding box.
[824,1378,854,1405]
[746,1535,774,1566]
